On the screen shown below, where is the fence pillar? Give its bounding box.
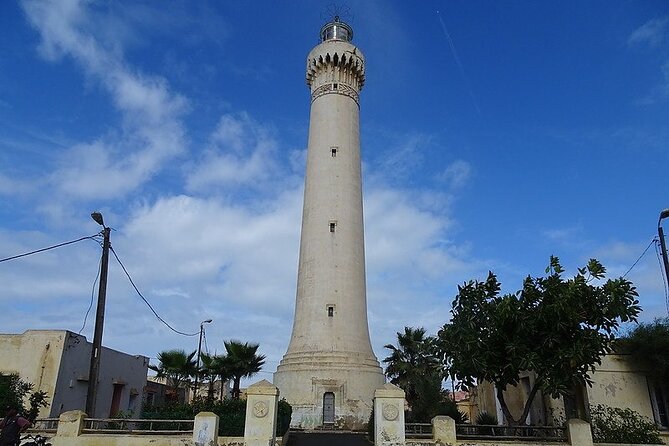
[193,411,219,446]
[244,379,279,446]
[432,416,456,445]
[567,419,593,446]
[374,383,406,446]
[55,410,85,437]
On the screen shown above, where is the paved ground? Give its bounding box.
[286,431,371,446]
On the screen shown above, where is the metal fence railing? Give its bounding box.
[82,418,194,434]
[456,424,567,442]
[27,418,59,433]
[405,423,433,439]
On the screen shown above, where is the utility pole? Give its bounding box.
[193,319,212,400]
[658,209,669,313]
[86,212,110,417]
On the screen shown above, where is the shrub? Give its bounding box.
[590,405,662,444]
[0,373,48,421]
[475,411,498,425]
[141,397,292,437]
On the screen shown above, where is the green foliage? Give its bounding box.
[149,349,198,398]
[199,353,233,401]
[590,405,662,444]
[475,411,498,425]
[437,397,468,424]
[276,399,292,437]
[383,327,443,422]
[141,398,292,437]
[437,256,641,426]
[0,373,48,421]
[618,318,669,381]
[223,341,266,400]
[367,408,374,442]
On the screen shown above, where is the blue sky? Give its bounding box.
[1,1,668,381]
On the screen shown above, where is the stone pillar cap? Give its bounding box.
[374,383,405,398]
[248,379,280,396]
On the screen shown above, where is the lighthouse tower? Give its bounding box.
[273,17,385,429]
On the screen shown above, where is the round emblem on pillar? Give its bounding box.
[253,401,268,418]
[382,403,399,421]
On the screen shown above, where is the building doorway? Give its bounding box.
[109,383,124,417]
[323,392,335,425]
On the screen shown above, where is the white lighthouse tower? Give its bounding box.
[273,17,385,429]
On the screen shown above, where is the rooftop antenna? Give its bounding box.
[320,3,353,25]
[319,4,354,43]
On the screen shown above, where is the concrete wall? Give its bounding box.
[586,354,654,420]
[470,354,660,427]
[0,330,148,418]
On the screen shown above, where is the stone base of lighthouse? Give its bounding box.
[273,352,384,430]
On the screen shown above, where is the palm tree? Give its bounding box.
[383,327,442,421]
[224,340,266,400]
[149,349,197,401]
[200,353,234,401]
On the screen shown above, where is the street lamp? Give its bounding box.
[86,211,111,417]
[194,319,213,399]
[658,210,669,313]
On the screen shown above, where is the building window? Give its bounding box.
[331,147,338,157]
[329,221,337,232]
[327,306,334,317]
[650,381,669,428]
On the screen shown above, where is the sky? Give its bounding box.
[1,1,668,384]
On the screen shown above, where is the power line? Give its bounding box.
[79,255,102,334]
[110,246,199,337]
[0,234,100,263]
[622,236,658,278]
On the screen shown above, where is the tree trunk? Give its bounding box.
[232,377,241,400]
[496,385,518,425]
[517,379,541,426]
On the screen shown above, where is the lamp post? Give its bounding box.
[86,212,111,417]
[658,210,669,311]
[193,319,212,399]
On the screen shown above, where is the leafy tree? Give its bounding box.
[200,353,234,401]
[223,341,266,400]
[0,373,48,421]
[149,349,197,400]
[437,256,640,426]
[383,327,455,422]
[618,317,669,382]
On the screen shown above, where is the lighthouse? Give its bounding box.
[273,17,385,429]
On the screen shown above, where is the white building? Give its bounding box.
[0,330,148,418]
[273,17,385,430]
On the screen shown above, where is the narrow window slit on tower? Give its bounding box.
[329,221,337,232]
[333,83,338,89]
[327,306,334,317]
[331,146,338,157]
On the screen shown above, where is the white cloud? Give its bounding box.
[186,113,282,191]
[438,160,471,190]
[21,0,188,200]
[628,17,669,47]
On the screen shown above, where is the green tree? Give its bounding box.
[618,317,669,381]
[383,327,445,422]
[437,256,640,426]
[224,341,266,400]
[150,349,197,400]
[200,353,234,401]
[0,373,48,421]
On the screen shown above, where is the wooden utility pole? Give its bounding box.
[86,217,110,417]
